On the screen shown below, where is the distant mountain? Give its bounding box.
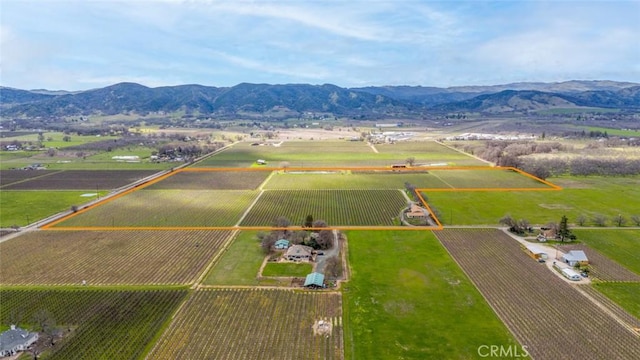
[1,80,638,118]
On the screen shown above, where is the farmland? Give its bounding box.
[148,289,343,360]
[50,190,258,228]
[558,243,640,282]
[262,262,313,277]
[203,231,265,286]
[240,190,407,227]
[424,175,640,225]
[0,230,233,284]
[572,229,640,275]
[144,169,270,190]
[1,169,158,190]
[343,230,517,359]
[0,289,187,360]
[589,283,640,319]
[435,228,640,359]
[264,171,443,190]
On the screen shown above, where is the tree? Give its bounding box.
[592,214,607,227]
[312,219,328,229]
[557,215,573,241]
[279,161,290,171]
[612,214,626,227]
[325,256,342,279]
[62,135,71,142]
[405,157,416,166]
[304,214,314,228]
[576,214,587,226]
[317,230,334,250]
[631,215,640,226]
[258,232,277,255]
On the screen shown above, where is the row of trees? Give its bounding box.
[500,213,640,238]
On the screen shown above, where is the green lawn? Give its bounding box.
[343,230,517,359]
[592,283,640,319]
[573,229,640,275]
[0,191,107,227]
[425,176,640,226]
[262,262,312,277]
[203,231,265,285]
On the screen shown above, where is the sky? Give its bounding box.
[1,0,639,90]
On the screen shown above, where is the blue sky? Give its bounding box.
[1,0,639,90]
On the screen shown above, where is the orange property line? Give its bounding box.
[39,166,558,231]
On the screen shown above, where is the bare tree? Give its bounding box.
[405,157,416,166]
[631,215,640,226]
[612,214,627,227]
[576,214,587,226]
[592,214,607,227]
[317,230,334,250]
[312,219,328,229]
[325,256,342,279]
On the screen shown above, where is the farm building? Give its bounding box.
[406,204,427,219]
[524,244,548,261]
[562,250,589,267]
[285,245,313,262]
[274,239,290,250]
[561,268,582,281]
[256,159,267,165]
[0,325,38,357]
[304,272,325,288]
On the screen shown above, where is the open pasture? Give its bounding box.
[435,228,640,360]
[572,229,640,275]
[374,141,488,166]
[50,190,258,228]
[589,283,640,320]
[264,171,443,190]
[148,288,343,360]
[427,168,554,190]
[145,169,270,190]
[1,169,158,190]
[424,176,640,225]
[343,230,516,359]
[240,189,407,227]
[0,230,233,284]
[0,191,105,228]
[203,231,265,286]
[0,289,187,360]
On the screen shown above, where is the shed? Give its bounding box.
[562,250,589,267]
[561,268,582,281]
[525,245,548,260]
[274,239,290,250]
[304,272,325,288]
[0,325,39,357]
[256,159,267,165]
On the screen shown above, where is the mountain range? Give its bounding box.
[1,80,638,118]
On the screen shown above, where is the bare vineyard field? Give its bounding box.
[263,171,446,190]
[579,285,640,328]
[435,228,640,359]
[0,169,59,187]
[53,190,258,227]
[0,289,187,360]
[240,190,407,226]
[145,170,270,190]
[0,230,232,284]
[1,170,158,190]
[149,288,343,360]
[559,244,640,282]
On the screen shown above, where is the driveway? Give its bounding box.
[314,229,340,273]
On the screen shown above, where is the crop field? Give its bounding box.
[424,176,640,225]
[263,171,442,190]
[580,284,640,325]
[50,190,258,228]
[145,169,270,190]
[374,141,488,166]
[0,169,60,186]
[148,289,343,359]
[572,229,640,275]
[558,244,640,282]
[1,169,158,190]
[427,168,553,189]
[343,230,516,359]
[203,231,264,286]
[0,190,105,228]
[0,230,232,284]
[435,228,640,359]
[240,190,407,227]
[0,289,187,360]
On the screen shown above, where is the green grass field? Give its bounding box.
[262,262,312,277]
[203,231,265,285]
[343,230,517,359]
[573,229,640,275]
[591,283,640,319]
[0,191,106,227]
[425,176,640,226]
[264,171,444,190]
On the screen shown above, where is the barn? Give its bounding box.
[524,244,548,261]
[562,250,589,267]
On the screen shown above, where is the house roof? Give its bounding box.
[304,272,325,287]
[285,245,313,257]
[0,327,38,353]
[275,239,290,246]
[564,250,588,262]
[525,245,547,255]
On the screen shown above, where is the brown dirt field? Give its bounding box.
[2,170,159,190]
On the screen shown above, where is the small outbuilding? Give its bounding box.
[256,159,267,165]
[561,268,582,281]
[274,239,290,250]
[0,325,39,357]
[525,244,548,261]
[304,272,325,288]
[562,250,589,267]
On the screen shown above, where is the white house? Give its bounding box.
[562,250,589,267]
[0,325,39,357]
